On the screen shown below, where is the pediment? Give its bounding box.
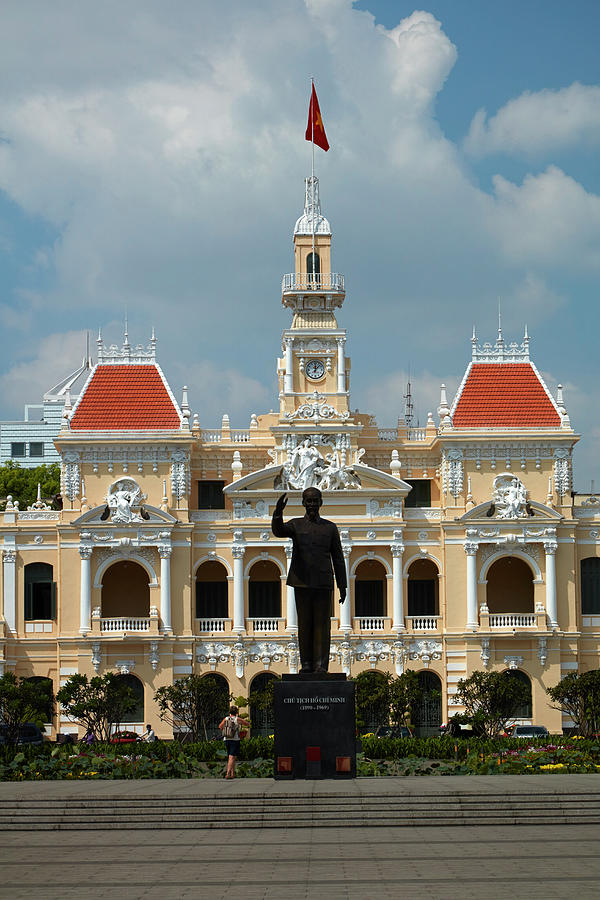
[224,462,411,495]
[459,499,562,523]
[73,504,178,527]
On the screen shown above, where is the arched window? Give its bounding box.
[487,557,534,614]
[249,560,281,619]
[504,669,532,719]
[249,672,279,737]
[306,252,321,282]
[25,676,54,724]
[116,674,144,724]
[355,560,386,618]
[412,671,442,736]
[102,561,150,618]
[196,561,228,619]
[202,673,230,740]
[24,563,56,620]
[581,558,600,614]
[407,559,439,617]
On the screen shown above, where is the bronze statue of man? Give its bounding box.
[272,487,347,674]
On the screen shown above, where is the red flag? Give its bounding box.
[305,84,329,152]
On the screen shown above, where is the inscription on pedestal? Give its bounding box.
[273,679,356,779]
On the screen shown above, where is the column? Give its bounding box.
[79,546,92,636]
[232,546,246,634]
[544,539,558,628]
[340,545,352,633]
[465,540,479,628]
[2,549,17,633]
[284,339,293,393]
[391,542,405,633]
[284,544,297,633]
[337,338,346,393]
[158,546,172,634]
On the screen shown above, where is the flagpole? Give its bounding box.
[311,77,315,283]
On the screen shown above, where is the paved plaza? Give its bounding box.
[2,777,600,899]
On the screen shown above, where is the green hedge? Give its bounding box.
[360,734,580,761]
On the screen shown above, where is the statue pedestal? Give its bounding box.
[273,675,356,779]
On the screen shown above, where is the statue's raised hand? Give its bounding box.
[274,493,288,516]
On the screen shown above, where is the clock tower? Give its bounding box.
[278,176,350,419]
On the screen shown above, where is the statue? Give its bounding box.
[104,478,146,524]
[272,488,346,675]
[492,474,529,519]
[274,438,361,491]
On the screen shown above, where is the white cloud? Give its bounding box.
[0,330,89,415]
[488,166,600,268]
[465,82,600,158]
[356,368,460,429]
[173,360,271,427]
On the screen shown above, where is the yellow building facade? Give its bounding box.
[2,176,599,737]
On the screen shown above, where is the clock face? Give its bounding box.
[306,358,325,380]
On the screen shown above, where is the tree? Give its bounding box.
[0,672,54,743]
[56,673,138,741]
[354,671,390,732]
[155,674,231,741]
[0,462,61,510]
[455,670,531,737]
[546,670,600,736]
[389,671,422,728]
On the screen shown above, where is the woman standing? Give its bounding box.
[219,705,251,779]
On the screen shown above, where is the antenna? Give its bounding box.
[403,369,414,428]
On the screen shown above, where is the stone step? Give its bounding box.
[5,791,600,829]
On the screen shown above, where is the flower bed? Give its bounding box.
[1,735,599,779]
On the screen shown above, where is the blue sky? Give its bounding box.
[0,0,599,488]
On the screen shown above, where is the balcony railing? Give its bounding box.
[100,617,151,633]
[247,617,281,633]
[197,618,229,633]
[355,616,388,632]
[282,273,344,292]
[406,616,440,631]
[489,613,536,628]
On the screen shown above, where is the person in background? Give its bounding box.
[140,724,156,742]
[219,705,251,779]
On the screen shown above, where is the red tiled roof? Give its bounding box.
[452,363,561,428]
[70,365,181,430]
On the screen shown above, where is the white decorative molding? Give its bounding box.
[553,449,571,497]
[232,641,248,678]
[442,449,463,499]
[62,451,81,501]
[196,641,230,670]
[538,637,547,668]
[233,499,269,519]
[403,508,442,521]
[408,640,442,667]
[503,655,524,671]
[115,659,135,675]
[170,450,190,501]
[370,498,403,518]
[480,637,491,668]
[149,641,159,672]
[91,642,101,673]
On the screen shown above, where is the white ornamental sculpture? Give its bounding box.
[275,438,361,491]
[491,474,528,519]
[105,478,147,524]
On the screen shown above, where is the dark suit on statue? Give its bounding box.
[272,509,347,672]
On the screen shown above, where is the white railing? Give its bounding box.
[200,429,250,443]
[407,429,427,441]
[197,618,228,633]
[489,613,536,628]
[201,431,221,442]
[100,617,150,633]
[248,618,280,632]
[356,617,386,631]
[406,616,440,631]
[282,273,345,292]
[231,430,250,442]
[377,429,397,441]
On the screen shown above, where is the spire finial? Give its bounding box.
[497,298,503,342]
[124,311,130,349]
